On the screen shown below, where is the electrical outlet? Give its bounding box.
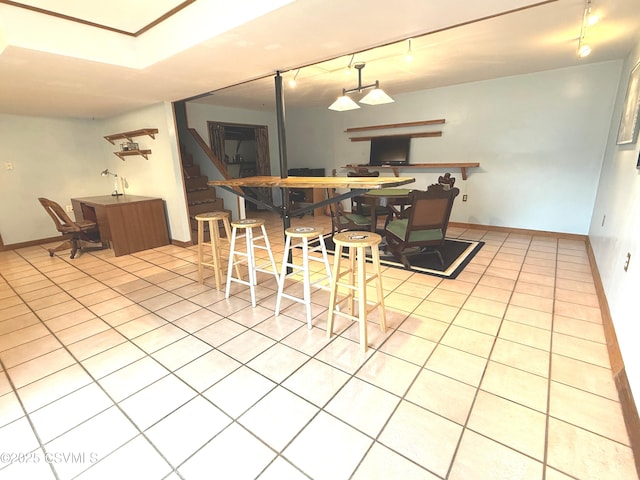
[462,194,468,202]
[65,205,73,213]
[624,253,631,272]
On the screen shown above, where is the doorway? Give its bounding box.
[208,121,272,207]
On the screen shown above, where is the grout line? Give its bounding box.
[0,213,627,479]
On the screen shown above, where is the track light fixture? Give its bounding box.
[288,69,300,88]
[578,0,598,58]
[344,54,355,75]
[405,38,413,62]
[328,63,394,111]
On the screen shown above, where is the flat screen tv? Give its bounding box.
[369,136,411,166]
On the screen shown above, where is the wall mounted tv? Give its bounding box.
[369,136,411,166]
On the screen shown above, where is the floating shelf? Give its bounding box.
[345,119,445,133]
[114,149,152,160]
[104,128,158,145]
[343,162,480,180]
[350,131,442,142]
[104,128,157,160]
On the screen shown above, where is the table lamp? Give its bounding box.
[100,169,122,196]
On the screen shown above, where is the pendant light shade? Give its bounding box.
[328,94,360,111]
[360,88,394,106]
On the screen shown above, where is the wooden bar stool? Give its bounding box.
[195,211,237,290]
[326,231,387,352]
[225,218,280,307]
[275,226,332,329]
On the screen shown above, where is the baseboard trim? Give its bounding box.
[0,235,70,251]
[449,222,587,241]
[586,239,640,477]
[171,239,193,248]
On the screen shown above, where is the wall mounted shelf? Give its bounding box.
[343,162,480,180]
[114,150,152,160]
[104,128,158,160]
[350,131,442,142]
[104,128,158,144]
[345,119,445,133]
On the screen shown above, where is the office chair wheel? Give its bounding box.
[48,250,54,257]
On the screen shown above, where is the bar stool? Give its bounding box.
[195,211,237,290]
[225,218,280,307]
[326,231,387,352]
[275,226,332,329]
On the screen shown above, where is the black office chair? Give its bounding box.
[38,198,105,258]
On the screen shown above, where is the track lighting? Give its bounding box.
[577,0,597,58]
[344,54,355,75]
[288,69,300,88]
[405,38,413,63]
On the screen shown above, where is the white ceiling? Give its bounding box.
[0,0,638,118]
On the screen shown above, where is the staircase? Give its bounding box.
[182,148,228,243]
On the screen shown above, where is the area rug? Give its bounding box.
[322,236,484,279]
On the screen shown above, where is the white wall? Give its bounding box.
[0,62,623,244]
[99,102,189,242]
[589,42,640,401]
[286,61,622,234]
[0,102,191,246]
[0,114,104,244]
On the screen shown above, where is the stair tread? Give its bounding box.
[188,198,220,205]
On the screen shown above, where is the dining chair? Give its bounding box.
[438,172,456,189]
[346,167,391,227]
[383,183,460,268]
[326,189,372,236]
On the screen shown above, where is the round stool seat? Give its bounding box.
[332,231,381,248]
[195,211,229,221]
[231,218,264,228]
[285,226,323,238]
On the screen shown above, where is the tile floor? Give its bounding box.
[0,211,637,480]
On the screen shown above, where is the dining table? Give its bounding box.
[352,188,414,232]
[208,175,416,296]
[208,175,416,221]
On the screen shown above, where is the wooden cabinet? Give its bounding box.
[291,188,326,217]
[104,128,158,160]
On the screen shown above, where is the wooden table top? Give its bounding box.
[361,188,413,198]
[208,175,416,189]
[71,195,162,206]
